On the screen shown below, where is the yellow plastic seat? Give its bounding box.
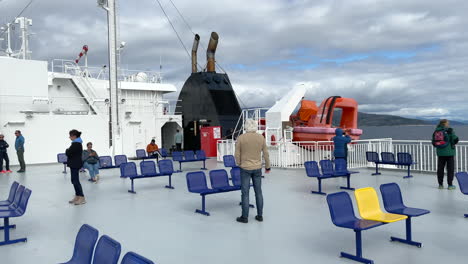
[354,187,408,223]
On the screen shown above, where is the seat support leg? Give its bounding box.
[312,179,326,195]
[128,179,136,194]
[340,175,355,190]
[195,195,210,216]
[62,163,67,174]
[165,174,175,189]
[390,217,422,247]
[201,160,207,170]
[0,218,27,246]
[372,163,381,175]
[177,162,182,173]
[403,165,413,179]
[340,230,373,264]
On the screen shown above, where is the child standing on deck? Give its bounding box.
[0,133,12,173]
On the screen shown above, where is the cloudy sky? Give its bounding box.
[1,0,467,121]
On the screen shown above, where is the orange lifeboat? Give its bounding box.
[290,96,362,142]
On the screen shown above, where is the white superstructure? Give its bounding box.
[0,16,182,165]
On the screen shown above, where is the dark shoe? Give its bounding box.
[236,217,248,223]
[17,170,25,173]
[255,215,263,222]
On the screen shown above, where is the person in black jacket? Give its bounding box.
[0,133,12,173]
[66,129,85,205]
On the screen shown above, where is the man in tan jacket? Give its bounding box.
[235,119,271,223]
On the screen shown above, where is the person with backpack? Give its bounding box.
[432,119,459,190]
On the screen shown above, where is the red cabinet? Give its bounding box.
[201,126,221,157]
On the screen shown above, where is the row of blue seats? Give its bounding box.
[60,224,154,264]
[366,152,416,178]
[136,148,168,160]
[57,153,129,173]
[327,183,429,264]
[120,160,175,193]
[0,181,32,246]
[186,168,252,216]
[455,172,468,217]
[305,159,358,195]
[172,150,207,172]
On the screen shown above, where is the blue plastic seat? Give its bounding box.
[58,153,68,173]
[60,224,99,264]
[0,185,25,211]
[114,155,128,167]
[121,252,154,264]
[158,160,174,176]
[209,169,239,191]
[305,161,328,195]
[99,156,116,169]
[397,152,416,178]
[120,162,138,178]
[455,172,468,217]
[127,160,175,194]
[319,159,335,176]
[326,192,383,264]
[0,181,19,206]
[195,150,206,160]
[160,148,168,159]
[230,167,241,187]
[136,149,148,159]
[140,161,159,177]
[381,152,396,164]
[380,183,430,247]
[365,151,381,175]
[223,155,237,168]
[92,235,121,264]
[304,160,354,195]
[0,188,32,246]
[186,171,217,216]
[184,151,197,161]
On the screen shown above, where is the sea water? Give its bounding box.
[359,125,468,141]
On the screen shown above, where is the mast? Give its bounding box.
[99,0,120,155]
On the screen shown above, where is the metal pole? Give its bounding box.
[6,23,13,56]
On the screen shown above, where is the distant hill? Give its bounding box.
[333,111,430,126]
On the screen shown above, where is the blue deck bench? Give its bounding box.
[57,153,68,173]
[98,155,128,170]
[304,159,357,195]
[455,172,468,217]
[136,149,163,160]
[0,181,19,207]
[173,150,207,172]
[0,186,32,246]
[120,160,175,193]
[187,169,248,216]
[366,152,416,178]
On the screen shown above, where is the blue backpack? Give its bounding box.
[432,130,449,148]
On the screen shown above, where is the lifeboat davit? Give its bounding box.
[290,96,362,142]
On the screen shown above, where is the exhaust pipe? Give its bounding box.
[206,32,219,72]
[191,34,200,73]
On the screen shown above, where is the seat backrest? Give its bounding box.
[186,171,209,192]
[136,149,147,159]
[223,155,237,167]
[184,150,196,160]
[397,152,412,165]
[120,162,138,178]
[196,150,206,160]
[455,172,468,195]
[121,252,154,264]
[209,169,231,189]
[230,167,241,187]
[140,161,158,176]
[68,224,99,264]
[172,151,184,161]
[160,148,168,157]
[354,187,384,219]
[319,160,334,175]
[326,192,358,227]
[304,161,321,177]
[5,181,19,203]
[379,183,405,212]
[158,160,174,175]
[57,153,68,163]
[365,151,379,162]
[92,235,122,264]
[16,188,31,215]
[381,152,395,163]
[114,155,128,167]
[12,185,25,207]
[99,156,114,167]
[334,159,348,174]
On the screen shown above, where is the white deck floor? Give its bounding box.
[0,159,467,264]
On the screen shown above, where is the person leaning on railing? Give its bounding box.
[433,119,459,190]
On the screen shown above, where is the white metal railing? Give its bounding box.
[217,138,468,173]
